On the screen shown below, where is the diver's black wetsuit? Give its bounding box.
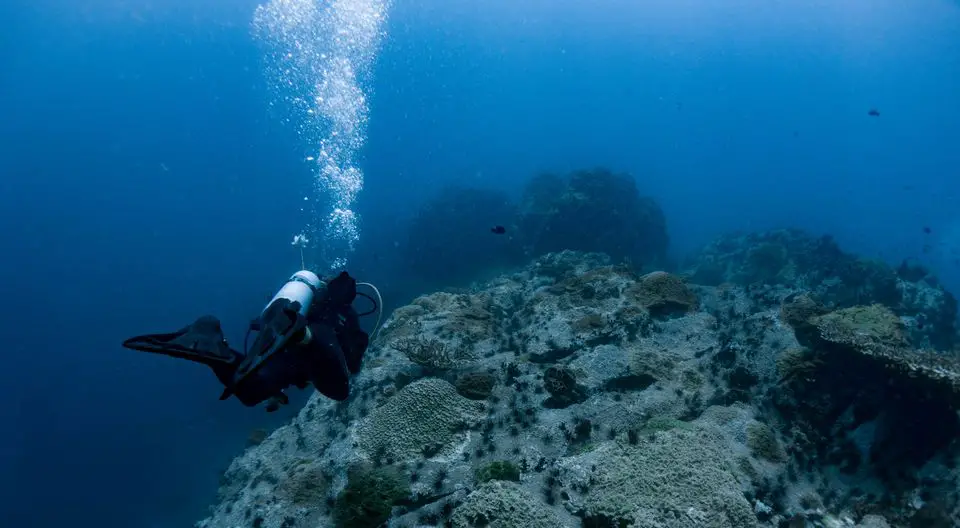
[216,304,367,406]
[122,271,369,409]
[300,303,369,401]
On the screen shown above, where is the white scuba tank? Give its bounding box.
[263,270,325,317]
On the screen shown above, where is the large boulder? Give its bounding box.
[686,230,898,305]
[400,186,525,287]
[518,168,669,265]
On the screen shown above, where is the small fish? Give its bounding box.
[923,226,932,234]
[868,109,880,117]
[490,225,506,235]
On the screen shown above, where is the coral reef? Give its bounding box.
[517,168,669,265]
[746,421,786,463]
[332,465,408,528]
[686,229,958,350]
[197,237,960,528]
[474,460,521,483]
[775,301,960,509]
[627,270,699,317]
[454,370,497,400]
[579,426,756,528]
[450,481,567,528]
[356,377,485,461]
[399,169,669,289]
[542,365,588,408]
[400,186,525,286]
[380,291,500,361]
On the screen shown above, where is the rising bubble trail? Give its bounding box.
[253,0,390,271]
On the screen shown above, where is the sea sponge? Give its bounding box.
[357,378,485,461]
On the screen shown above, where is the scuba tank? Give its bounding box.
[262,270,325,319]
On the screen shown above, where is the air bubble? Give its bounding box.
[253,0,390,271]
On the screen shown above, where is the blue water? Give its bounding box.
[1,0,959,526]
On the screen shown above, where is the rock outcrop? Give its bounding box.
[197,247,960,528]
[398,168,670,291]
[686,229,958,350]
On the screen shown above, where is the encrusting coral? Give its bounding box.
[627,270,699,317]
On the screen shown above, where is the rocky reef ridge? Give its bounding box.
[199,235,960,528]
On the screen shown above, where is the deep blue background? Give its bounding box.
[1,0,959,526]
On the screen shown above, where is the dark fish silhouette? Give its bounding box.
[868,109,880,117]
[923,226,932,234]
[490,225,506,235]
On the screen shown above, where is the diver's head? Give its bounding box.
[326,271,358,306]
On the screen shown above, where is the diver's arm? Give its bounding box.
[338,306,369,374]
[304,323,350,401]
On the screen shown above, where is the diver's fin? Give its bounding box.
[122,315,239,367]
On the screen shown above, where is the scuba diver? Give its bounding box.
[122,270,382,411]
